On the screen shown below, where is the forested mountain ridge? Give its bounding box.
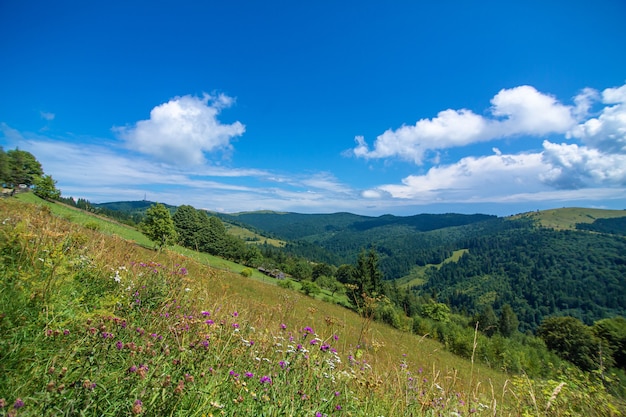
[213,211,496,240]
[421,227,626,331]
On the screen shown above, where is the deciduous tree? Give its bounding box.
[141,203,178,250]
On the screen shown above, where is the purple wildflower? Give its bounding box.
[201,311,211,317]
[245,372,254,378]
[115,341,124,350]
[13,398,24,409]
[259,375,272,384]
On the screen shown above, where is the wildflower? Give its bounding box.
[201,311,211,317]
[205,319,214,325]
[115,341,124,350]
[13,398,24,409]
[320,344,330,351]
[279,360,287,369]
[245,372,254,378]
[232,323,239,329]
[232,311,239,317]
[132,399,143,415]
[303,326,313,334]
[0,398,6,408]
[259,375,272,384]
[63,329,70,335]
[174,380,185,394]
[310,339,318,345]
[335,404,342,410]
[280,323,287,330]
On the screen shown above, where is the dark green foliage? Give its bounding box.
[537,316,600,372]
[5,148,43,187]
[421,228,626,331]
[334,264,354,284]
[475,305,499,337]
[347,248,384,307]
[215,211,498,279]
[140,203,178,249]
[312,262,336,281]
[577,216,626,236]
[172,205,203,248]
[285,258,313,281]
[499,304,519,337]
[593,316,626,370]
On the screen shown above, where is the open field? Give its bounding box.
[513,207,626,230]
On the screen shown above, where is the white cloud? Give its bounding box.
[541,140,626,189]
[567,84,626,154]
[373,152,547,201]
[115,93,245,166]
[352,85,576,163]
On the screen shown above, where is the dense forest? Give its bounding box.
[421,227,626,331]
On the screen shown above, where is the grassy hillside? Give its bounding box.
[515,207,626,230]
[2,197,623,415]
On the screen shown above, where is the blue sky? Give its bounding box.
[1,1,625,216]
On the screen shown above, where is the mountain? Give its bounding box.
[94,200,177,213]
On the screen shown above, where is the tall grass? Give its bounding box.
[1,198,624,416]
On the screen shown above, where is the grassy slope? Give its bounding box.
[16,194,350,309]
[396,249,469,288]
[513,207,626,230]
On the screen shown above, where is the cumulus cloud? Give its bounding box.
[115,93,245,166]
[567,84,626,154]
[372,152,547,202]
[352,85,576,164]
[354,83,626,207]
